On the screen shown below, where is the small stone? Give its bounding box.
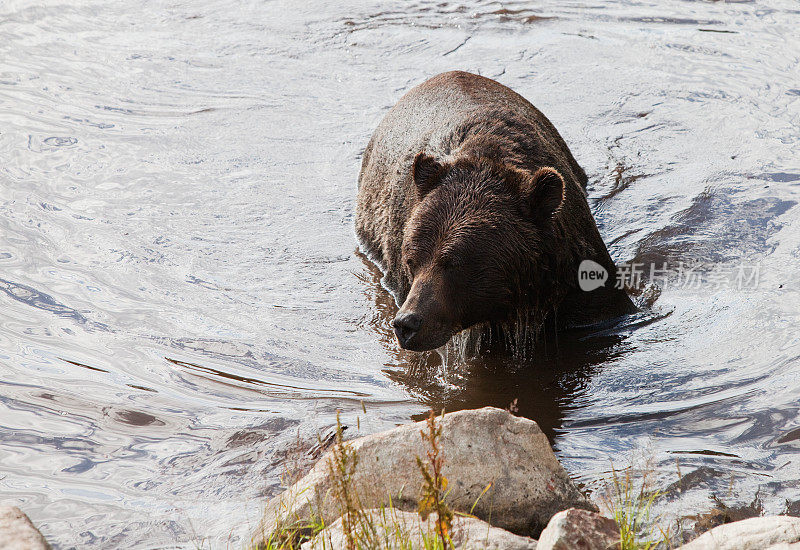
[678,516,800,550]
[0,506,51,550]
[537,508,620,550]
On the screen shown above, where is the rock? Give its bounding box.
[257,407,594,543]
[678,516,800,550]
[300,509,538,550]
[0,506,50,550]
[537,508,619,550]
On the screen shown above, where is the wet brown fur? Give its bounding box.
[356,71,635,351]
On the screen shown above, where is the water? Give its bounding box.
[0,0,798,547]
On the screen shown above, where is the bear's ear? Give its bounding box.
[523,167,565,223]
[412,152,445,198]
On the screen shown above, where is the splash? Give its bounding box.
[437,307,551,370]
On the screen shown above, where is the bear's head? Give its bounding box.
[392,153,566,351]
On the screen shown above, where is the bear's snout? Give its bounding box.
[393,276,455,351]
[392,312,422,349]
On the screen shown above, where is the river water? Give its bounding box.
[0,0,798,547]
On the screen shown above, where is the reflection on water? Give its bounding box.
[0,0,799,547]
[357,249,641,441]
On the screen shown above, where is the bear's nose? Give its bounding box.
[393,312,422,348]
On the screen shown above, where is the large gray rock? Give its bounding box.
[301,509,537,550]
[0,506,50,550]
[537,508,619,550]
[258,407,594,543]
[679,516,800,550]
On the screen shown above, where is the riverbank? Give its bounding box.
[248,408,800,549]
[4,407,800,548]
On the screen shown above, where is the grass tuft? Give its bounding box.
[416,410,454,549]
[328,411,364,549]
[600,458,672,550]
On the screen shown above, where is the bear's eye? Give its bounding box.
[439,257,457,271]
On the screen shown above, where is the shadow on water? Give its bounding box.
[354,249,647,443]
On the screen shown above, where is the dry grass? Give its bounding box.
[252,410,466,550]
[415,411,453,548]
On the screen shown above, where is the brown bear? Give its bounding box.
[356,71,635,352]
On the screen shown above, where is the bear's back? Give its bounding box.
[359,71,587,194]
